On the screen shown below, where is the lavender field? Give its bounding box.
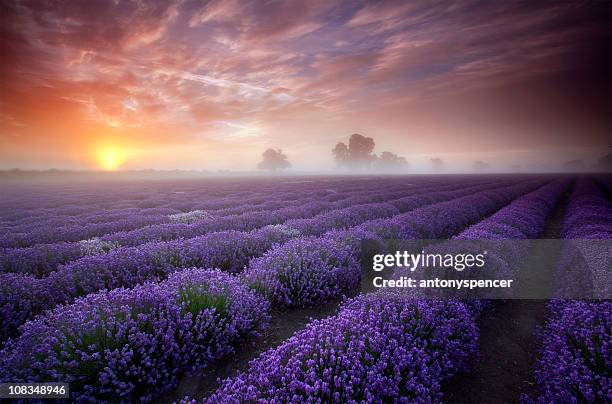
[0,175,610,403]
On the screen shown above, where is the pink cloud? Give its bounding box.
[0,0,609,170]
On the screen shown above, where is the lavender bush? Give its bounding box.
[560,179,612,240]
[530,300,611,403]
[2,175,596,404]
[457,180,568,240]
[0,181,509,339]
[0,183,423,276]
[0,268,269,402]
[207,292,478,403]
[454,180,568,282]
[529,179,612,403]
[240,182,538,310]
[358,181,542,239]
[242,231,369,308]
[0,225,293,340]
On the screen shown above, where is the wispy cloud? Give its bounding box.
[0,0,608,170]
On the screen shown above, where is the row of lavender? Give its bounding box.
[0,181,544,401]
[0,181,400,274]
[528,179,611,403]
[244,181,545,309]
[0,179,287,222]
[0,178,488,274]
[0,177,396,222]
[0,179,522,341]
[5,178,604,404]
[204,181,569,402]
[0,178,494,277]
[3,177,468,227]
[0,177,433,247]
[0,269,269,402]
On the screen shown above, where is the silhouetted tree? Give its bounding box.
[332,142,349,167]
[375,151,409,171]
[430,158,444,170]
[332,133,377,170]
[257,149,291,171]
[348,134,376,167]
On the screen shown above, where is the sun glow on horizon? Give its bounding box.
[96,147,126,171]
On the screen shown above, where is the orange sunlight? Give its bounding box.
[96,147,127,171]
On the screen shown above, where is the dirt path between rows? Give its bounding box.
[155,295,349,403]
[156,181,553,403]
[443,188,570,403]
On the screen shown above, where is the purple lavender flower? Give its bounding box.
[207,292,478,403]
[241,234,361,308]
[531,300,611,403]
[0,268,269,403]
[0,180,513,339]
[529,179,611,403]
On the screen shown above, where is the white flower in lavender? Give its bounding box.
[265,224,301,237]
[78,238,120,256]
[168,210,214,224]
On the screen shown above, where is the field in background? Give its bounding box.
[0,174,609,403]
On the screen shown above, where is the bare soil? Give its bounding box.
[443,189,570,403]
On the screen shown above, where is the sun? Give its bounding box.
[97,147,126,171]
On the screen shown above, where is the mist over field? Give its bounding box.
[1,0,610,173]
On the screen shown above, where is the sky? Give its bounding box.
[1,0,610,172]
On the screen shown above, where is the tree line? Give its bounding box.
[257,133,411,172]
[256,136,612,173]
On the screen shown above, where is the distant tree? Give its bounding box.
[257,149,291,171]
[332,142,349,167]
[430,158,444,170]
[332,133,377,170]
[348,134,376,168]
[375,151,409,171]
[472,160,490,171]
